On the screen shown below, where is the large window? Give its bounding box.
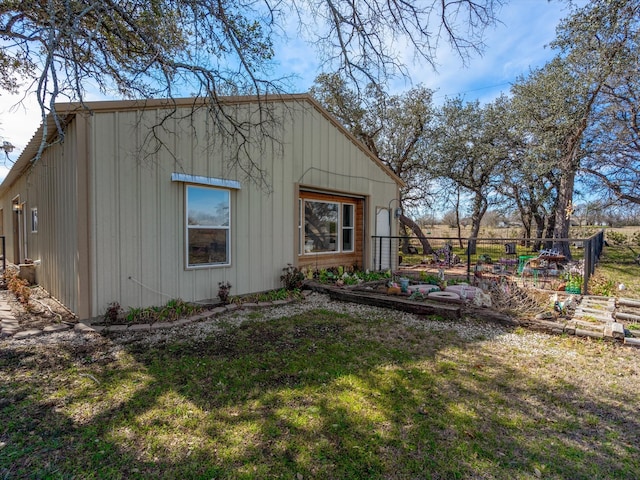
[303,199,355,254]
[186,185,230,267]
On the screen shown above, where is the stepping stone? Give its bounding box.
[0,305,12,312]
[1,319,19,327]
[619,298,640,308]
[573,312,612,323]
[106,324,129,332]
[150,322,174,330]
[624,337,640,347]
[272,299,292,306]
[568,319,605,332]
[577,306,614,315]
[128,324,150,332]
[43,324,72,333]
[610,322,625,340]
[1,328,18,337]
[75,323,99,333]
[13,329,43,340]
[575,328,604,339]
[210,307,227,315]
[615,312,640,322]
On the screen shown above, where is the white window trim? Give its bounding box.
[342,203,355,253]
[185,185,231,269]
[30,207,38,233]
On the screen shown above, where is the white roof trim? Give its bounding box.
[171,173,241,190]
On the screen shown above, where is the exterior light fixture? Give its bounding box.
[12,203,22,212]
[388,198,403,218]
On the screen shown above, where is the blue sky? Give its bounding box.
[0,0,578,174]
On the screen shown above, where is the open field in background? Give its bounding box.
[592,245,640,298]
[415,224,640,240]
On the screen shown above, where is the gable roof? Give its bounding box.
[0,94,404,195]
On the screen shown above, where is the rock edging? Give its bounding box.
[1,292,312,339]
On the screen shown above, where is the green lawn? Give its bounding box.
[593,244,640,297]
[2,300,639,479]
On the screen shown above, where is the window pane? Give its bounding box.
[305,201,338,252]
[343,204,353,227]
[187,186,229,227]
[342,228,353,251]
[188,228,228,265]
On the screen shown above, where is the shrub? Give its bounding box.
[606,230,628,245]
[218,282,232,304]
[3,269,31,305]
[281,264,305,290]
[588,274,616,297]
[104,302,123,324]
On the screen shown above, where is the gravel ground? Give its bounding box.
[3,287,637,367]
[1,289,527,355]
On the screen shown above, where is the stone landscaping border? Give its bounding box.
[0,292,309,340]
[1,289,639,348]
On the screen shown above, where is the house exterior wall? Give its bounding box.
[0,119,87,316]
[85,98,398,317]
[0,95,400,319]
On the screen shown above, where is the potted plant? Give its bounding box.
[218,281,232,304]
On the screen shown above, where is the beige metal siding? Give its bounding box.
[84,99,398,316]
[0,122,82,314]
[0,97,391,318]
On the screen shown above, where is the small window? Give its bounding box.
[298,198,302,255]
[186,185,230,267]
[342,204,354,251]
[31,208,38,233]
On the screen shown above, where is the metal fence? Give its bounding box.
[372,230,605,295]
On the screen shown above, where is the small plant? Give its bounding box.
[125,307,144,323]
[3,269,31,305]
[565,273,583,294]
[420,272,441,285]
[409,291,425,301]
[218,281,232,304]
[606,230,628,246]
[478,254,492,264]
[104,302,122,324]
[588,273,616,297]
[281,264,305,290]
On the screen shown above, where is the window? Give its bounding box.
[303,199,355,254]
[186,185,230,267]
[342,204,354,252]
[30,208,38,233]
